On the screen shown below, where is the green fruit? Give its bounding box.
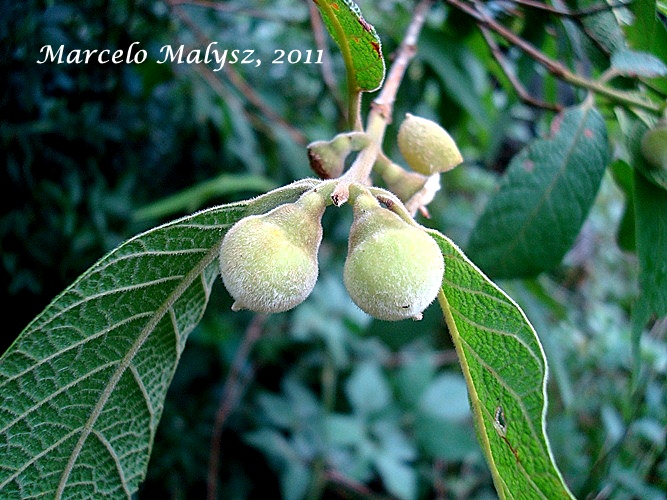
[641,125,667,171]
[397,113,463,175]
[343,190,444,321]
[219,191,325,313]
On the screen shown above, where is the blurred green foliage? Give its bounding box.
[1,0,665,498]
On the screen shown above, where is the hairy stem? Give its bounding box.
[330,0,434,205]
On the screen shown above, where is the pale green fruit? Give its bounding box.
[641,126,667,171]
[397,113,463,175]
[343,192,444,321]
[219,191,325,313]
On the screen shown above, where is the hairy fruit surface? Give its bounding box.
[397,113,463,175]
[219,191,325,313]
[343,191,444,321]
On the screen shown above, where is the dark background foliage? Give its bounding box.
[1,0,665,498]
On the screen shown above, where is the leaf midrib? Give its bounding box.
[54,241,222,498]
[495,105,595,267]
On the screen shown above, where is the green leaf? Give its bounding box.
[466,103,609,279]
[0,179,319,497]
[418,373,470,421]
[374,452,416,500]
[626,0,667,63]
[312,0,385,92]
[431,230,573,499]
[133,173,278,222]
[609,159,636,252]
[345,360,391,414]
[418,28,492,126]
[633,170,667,329]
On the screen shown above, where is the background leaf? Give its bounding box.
[133,173,278,222]
[0,180,317,497]
[466,103,609,279]
[619,115,667,358]
[632,170,667,333]
[431,230,573,499]
[611,48,667,78]
[312,0,385,92]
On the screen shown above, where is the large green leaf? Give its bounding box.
[466,103,609,279]
[431,230,573,499]
[312,0,385,92]
[620,115,667,356]
[0,179,319,497]
[632,168,667,340]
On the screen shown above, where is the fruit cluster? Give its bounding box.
[218,114,461,321]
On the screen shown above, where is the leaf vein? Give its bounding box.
[0,361,118,434]
[459,336,543,446]
[91,429,131,498]
[0,312,154,390]
[29,276,187,334]
[448,306,543,369]
[54,240,223,497]
[0,429,79,490]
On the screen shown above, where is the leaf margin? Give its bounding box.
[430,229,573,499]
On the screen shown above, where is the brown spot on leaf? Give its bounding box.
[371,41,381,58]
[584,128,594,138]
[523,159,535,172]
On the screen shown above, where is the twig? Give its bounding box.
[325,469,390,499]
[433,459,447,500]
[478,25,562,112]
[187,49,270,134]
[443,0,663,114]
[372,0,434,123]
[308,1,346,120]
[207,314,266,500]
[330,0,435,205]
[383,348,459,368]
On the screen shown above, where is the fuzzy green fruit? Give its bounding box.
[397,113,463,175]
[343,191,444,321]
[219,191,325,313]
[641,126,667,171]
